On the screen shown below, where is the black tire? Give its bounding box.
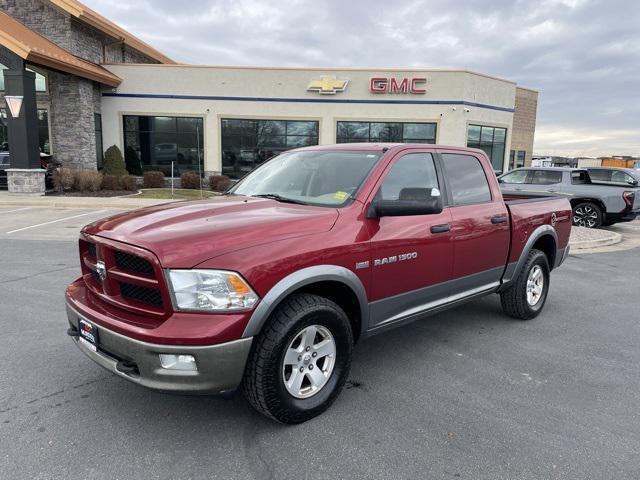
[572,202,602,228]
[500,249,550,320]
[242,293,353,424]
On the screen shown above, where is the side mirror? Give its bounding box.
[629,179,638,186]
[368,187,443,218]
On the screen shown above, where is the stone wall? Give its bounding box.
[6,169,45,194]
[0,0,71,50]
[512,87,539,167]
[1,0,161,66]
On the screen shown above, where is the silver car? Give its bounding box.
[498,167,640,228]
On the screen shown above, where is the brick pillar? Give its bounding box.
[48,72,98,170]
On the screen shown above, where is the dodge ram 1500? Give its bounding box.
[66,144,571,423]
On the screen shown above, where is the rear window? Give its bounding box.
[530,170,562,185]
[441,153,491,205]
[571,171,589,184]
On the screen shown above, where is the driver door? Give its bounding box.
[367,151,454,329]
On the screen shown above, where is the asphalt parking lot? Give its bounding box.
[1,206,639,479]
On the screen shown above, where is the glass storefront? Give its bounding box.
[336,121,436,144]
[123,115,204,176]
[467,124,506,174]
[221,118,319,179]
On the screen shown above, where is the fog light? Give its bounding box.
[159,354,197,371]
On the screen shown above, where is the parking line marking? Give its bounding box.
[0,207,33,214]
[5,210,107,234]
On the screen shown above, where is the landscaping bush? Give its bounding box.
[101,174,121,191]
[124,146,143,176]
[53,167,76,192]
[180,171,201,190]
[102,145,128,176]
[143,171,165,188]
[121,175,138,192]
[75,170,103,192]
[209,174,232,192]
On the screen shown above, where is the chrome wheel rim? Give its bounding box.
[526,265,544,306]
[282,325,336,399]
[573,206,598,228]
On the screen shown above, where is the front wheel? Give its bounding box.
[242,293,353,423]
[500,249,550,320]
[572,202,602,228]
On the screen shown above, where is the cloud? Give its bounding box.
[85,0,640,157]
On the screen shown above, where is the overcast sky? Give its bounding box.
[84,0,639,157]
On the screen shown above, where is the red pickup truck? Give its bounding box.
[66,144,571,423]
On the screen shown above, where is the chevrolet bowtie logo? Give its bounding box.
[307,76,349,95]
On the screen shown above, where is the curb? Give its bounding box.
[569,229,622,250]
[0,197,175,210]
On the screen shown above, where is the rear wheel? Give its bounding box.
[242,293,353,423]
[500,249,550,320]
[572,202,602,228]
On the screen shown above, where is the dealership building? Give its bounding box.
[1,0,538,192]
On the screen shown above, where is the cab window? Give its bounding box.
[379,153,439,200]
[441,153,492,205]
[530,170,562,185]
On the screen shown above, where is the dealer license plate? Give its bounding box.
[78,318,99,352]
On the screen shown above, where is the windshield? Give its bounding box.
[230,150,381,206]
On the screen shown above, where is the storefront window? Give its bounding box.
[221,118,319,178]
[37,109,50,154]
[0,107,49,154]
[467,124,507,174]
[0,108,7,152]
[95,113,103,168]
[336,121,436,144]
[123,115,204,176]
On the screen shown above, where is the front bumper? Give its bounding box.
[67,303,252,394]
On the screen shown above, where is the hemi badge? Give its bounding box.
[355,261,370,270]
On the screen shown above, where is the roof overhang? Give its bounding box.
[47,0,175,64]
[0,12,122,87]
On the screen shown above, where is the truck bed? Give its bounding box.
[503,194,573,269]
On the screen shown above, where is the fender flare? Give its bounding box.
[500,224,558,290]
[241,265,369,339]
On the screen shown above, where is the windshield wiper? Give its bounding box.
[251,194,308,205]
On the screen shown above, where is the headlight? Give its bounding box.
[167,269,259,312]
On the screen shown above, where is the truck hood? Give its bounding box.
[83,196,339,268]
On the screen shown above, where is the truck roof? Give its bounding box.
[288,142,486,155]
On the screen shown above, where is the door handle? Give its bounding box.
[431,224,450,233]
[491,215,508,224]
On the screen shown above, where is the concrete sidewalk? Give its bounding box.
[0,192,174,209]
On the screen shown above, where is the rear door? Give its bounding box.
[439,150,510,291]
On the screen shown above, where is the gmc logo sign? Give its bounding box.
[369,77,426,94]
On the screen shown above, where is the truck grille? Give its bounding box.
[79,238,169,318]
[114,251,154,276]
[120,282,163,307]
